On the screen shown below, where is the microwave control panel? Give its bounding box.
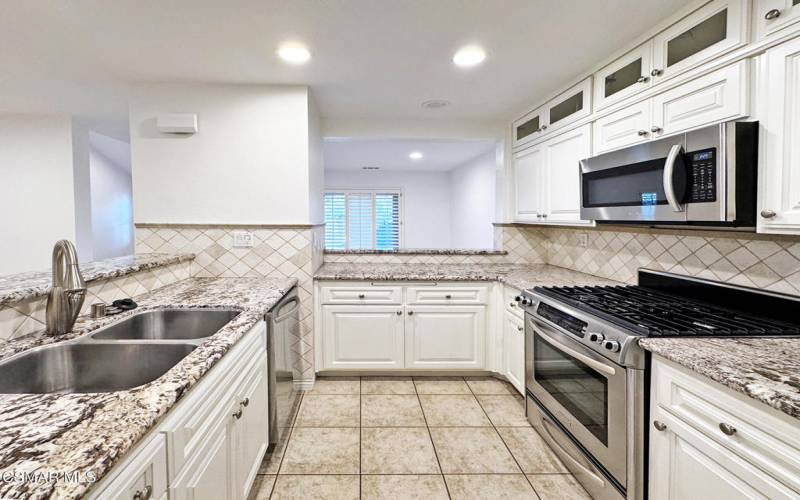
[686,148,717,203]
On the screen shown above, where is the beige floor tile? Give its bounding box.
[527,474,591,500]
[295,395,360,427]
[362,395,426,427]
[445,474,538,500]
[413,376,471,394]
[279,428,359,474]
[361,427,440,474]
[429,427,520,473]
[465,376,519,395]
[477,394,529,426]
[271,475,359,500]
[258,431,290,474]
[498,427,568,473]
[246,474,276,500]
[307,377,360,395]
[361,376,416,395]
[361,475,449,500]
[419,394,491,427]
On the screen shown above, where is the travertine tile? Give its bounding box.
[280,428,359,474]
[527,474,591,500]
[429,427,520,473]
[246,474,276,500]
[477,395,529,427]
[361,475,449,500]
[361,376,416,395]
[413,377,471,395]
[445,474,538,500]
[295,395,360,427]
[419,395,491,427]
[258,430,289,474]
[307,377,360,395]
[465,376,518,395]
[361,427,440,474]
[271,474,359,500]
[498,427,568,473]
[361,395,426,427]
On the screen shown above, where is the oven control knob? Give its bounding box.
[602,340,621,353]
[588,332,605,344]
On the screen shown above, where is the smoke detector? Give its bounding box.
[421,99,451,110]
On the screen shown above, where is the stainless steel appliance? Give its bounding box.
[265,287,302,450]
[518,269,800,500]
[579,121,758,227]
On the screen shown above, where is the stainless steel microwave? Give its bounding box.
[579,121,758,228]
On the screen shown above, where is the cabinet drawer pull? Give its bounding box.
[232,408,243,420]
[133,485,153,500]
[396,310,402,315]
[517,326,523,331]
[408,310,414,315]
[637,130,649,137]
[651,126,662,133]
[358,293,366,299]
[653,420,667,432]
[636,75,650,83]
[761,209,777,219]
[719,423,737,436]
[445,294,452,299]
[765,8,781,20]
[241,397,250,407]
[651,68,663,77]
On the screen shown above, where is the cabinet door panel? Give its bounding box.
[544,125,592,223]
[761,37,800,233]
[513,106,548,149]
[756,0,800,39]
[514,145,546,222]
[594,41,653,109]
[593,100,652,154]
[546,78,593,133]
[405,306,485,369]
[322,306,404,369]
[503,313,525,395]
[235,355,269,499]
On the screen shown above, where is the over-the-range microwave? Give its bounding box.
[579,120,758,228]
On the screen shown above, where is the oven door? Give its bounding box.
[526,315,628,487]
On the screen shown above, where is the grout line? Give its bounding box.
[268,390,304,499]
[415,377,452,500]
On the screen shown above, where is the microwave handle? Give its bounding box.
[663,144,685,212]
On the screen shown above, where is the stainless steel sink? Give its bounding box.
[91,309,240,341]
[0,342,197,394]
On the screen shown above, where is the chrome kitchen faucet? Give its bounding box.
[45,240,86,335]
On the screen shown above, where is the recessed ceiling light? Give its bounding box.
[277,43,311,64]
[409,151,423,160]
[453,46,486,68]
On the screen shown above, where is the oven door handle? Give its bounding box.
[533,319,617,377]
[663,144,685,213]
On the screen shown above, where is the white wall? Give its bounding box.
[129,83,317,224]
[449,150,497,248]
[89,135,133,260]
[307,94,324,224]
[325,170,452,248]
[0,114,76,274]
[72,117,94,262]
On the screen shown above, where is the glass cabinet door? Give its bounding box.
[594,42,653,109]
[516,114,540,142]
[666,9,728,68]
[549,91,584,125]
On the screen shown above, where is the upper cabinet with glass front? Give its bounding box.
[594,42,654,109]
[755,0,800,39]
[512,78,591,149]
[651,0,749,82]
[512,105,548,149]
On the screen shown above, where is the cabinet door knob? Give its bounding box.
[232,408,243,420]
[761,209,777,219]
[241,397,250,407]
[358,293,365,299]
[517,326,523,331]
[509,302,516,307]
[133,485,153,500]
[637,130,649,137]
[536,214,542,218]
[651,68,663,77]
[396,310,402,315]
[653,420,667,432]
[636,75,650,83]
[445,294,452,299]
[650,126,663,133]
[408,310,414,315]
[765,8,781,20]
[541,125,548,130]
[719,422,737,436]
[541,214,548,218]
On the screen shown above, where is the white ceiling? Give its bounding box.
[1,0,693,129]
[324,138,496,171]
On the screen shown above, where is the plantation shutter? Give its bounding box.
[323,190,401,250]
[323,192,346,250]
[374,192,400,250]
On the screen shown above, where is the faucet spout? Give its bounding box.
[45,240,86,335]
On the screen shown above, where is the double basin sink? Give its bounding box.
[0,309,240,395]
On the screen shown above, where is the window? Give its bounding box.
[324,190,401,250]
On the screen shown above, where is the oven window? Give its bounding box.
[534,334,609,445]
[582,157,668,208]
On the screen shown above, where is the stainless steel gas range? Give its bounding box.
[517,269,800,500]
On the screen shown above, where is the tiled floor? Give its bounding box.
[249,376,591,500]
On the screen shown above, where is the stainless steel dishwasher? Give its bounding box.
[265,286,301,450]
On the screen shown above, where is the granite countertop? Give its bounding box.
[0,253,196,307]
[324,249,508,255]
[314,262,621,290]
[0,276,296,499]
[639,337,800,421]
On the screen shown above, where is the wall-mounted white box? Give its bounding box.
[156,113,198,134]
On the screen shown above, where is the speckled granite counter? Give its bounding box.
[0,253,195,307]
[314,263,621,289]
[639,337,800,421]
[0,276,295,499]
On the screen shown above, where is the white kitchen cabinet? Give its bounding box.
[513,105,548,149]
[232,354,270,500]
[649,355,800,499]
[760,36,800,234]
[593,100,652,154]
[755,0,800,39]
[594,41,654,109]
[514,143,547,222]
[651,0,749,83]
[546,77,593,135]
[322,305,405,369]
[88,435,168,500]
[543,124,592,224]
[405,305,486,369]
[502,311,525,395]
[651,60,749,138]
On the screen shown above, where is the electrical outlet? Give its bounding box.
[577,232,589,248]
[233,231,254,248]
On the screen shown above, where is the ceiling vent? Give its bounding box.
[361,166,380,170]
[421,99,451,110]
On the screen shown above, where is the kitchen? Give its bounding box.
[1,0,799,499]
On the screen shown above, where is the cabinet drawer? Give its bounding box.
[653,356,800,494]
[89,434,167,500]
[504,286,524,318]
[593,100,652,154]
[321,284,402,304]
[407,285,489,305]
